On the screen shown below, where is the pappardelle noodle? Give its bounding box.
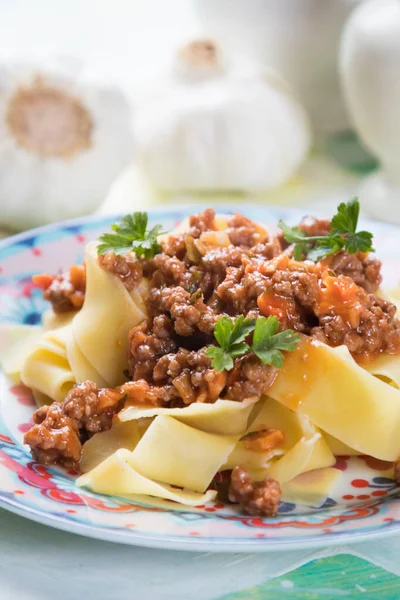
[7,200,400,516]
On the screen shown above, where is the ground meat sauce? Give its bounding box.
[98,252,143,291]
[25,208,400,510]
[229,465,282,516]
[24,381,124,467]
[33,265,86,313]
[277,216,382,293]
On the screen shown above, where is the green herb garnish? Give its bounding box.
[97,212,165,259]
[278,197,374,261]
[251,316,300,368]
[206,315,300,372]
[205,315,256,372]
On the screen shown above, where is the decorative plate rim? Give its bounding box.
[1,494,400,552]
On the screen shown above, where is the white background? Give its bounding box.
[0,0,201,95]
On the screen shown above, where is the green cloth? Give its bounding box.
[221,554,399,599]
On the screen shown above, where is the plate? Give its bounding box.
[0,204,399,552]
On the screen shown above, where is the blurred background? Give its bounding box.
[0,0,398,233]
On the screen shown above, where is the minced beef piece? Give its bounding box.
[228,466,282,516]
[24,403,81,467]
[216,266,249,313]
[151,286,219,336]
[24,381,124,467]
[63,381,124,433]
[188,208,217,238]
[250,242,281,260]
[98,252,143,291]
[147,253,190,289]
[128,319,177,381]
[33,265,86,313]
[261,265,320,332]
[152,347,227,404]
[299,217,331,237]
[122,379,179,406]
[324,251,382,293]
[161,233,187,259]
[225,356,278,402]
[227,213,268,247]
[312,292,400,359]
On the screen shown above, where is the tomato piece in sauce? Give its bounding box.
[257,290,293,320]
[317,274,364,328]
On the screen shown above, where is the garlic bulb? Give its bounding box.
[0,56,134,230]
[134,40,311,192]
[194,0,365,137]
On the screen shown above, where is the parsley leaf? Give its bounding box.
[330,198,359,235]
[97,212,165,259]
[206,315,299,372]
[306,235,345,262]
[205,346,236,372]
[278,197,374,261]
[251,316,300,368]
[206,315,256,372]
[345,230,374,254]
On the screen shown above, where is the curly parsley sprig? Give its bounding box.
[278,197,374,261]
[206,315,300,372]
[97,212,165,259]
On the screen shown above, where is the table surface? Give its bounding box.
[1,507,399,600]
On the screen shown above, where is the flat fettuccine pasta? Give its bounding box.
[128,416,238,493]
[269,337,400,461]
[20,325,75,403]
[323,432,360,456]
[119,397,257,435]
[77,415,237,502]
[72,242,148,386]
[281,468,342,507]
[77,448,217,506]
[0,324,44,384]
[223,397,335,482]
[365,353,400,388]
[14,241,149,398]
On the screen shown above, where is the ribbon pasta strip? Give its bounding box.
[11,241,149,402]
[269,338,400,461]
[77,415,238,505]
[222,396,335,483]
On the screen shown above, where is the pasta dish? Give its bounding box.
[5,200,400,517]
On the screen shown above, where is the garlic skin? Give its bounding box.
[134,41,311,192]
[0,56,134,230]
